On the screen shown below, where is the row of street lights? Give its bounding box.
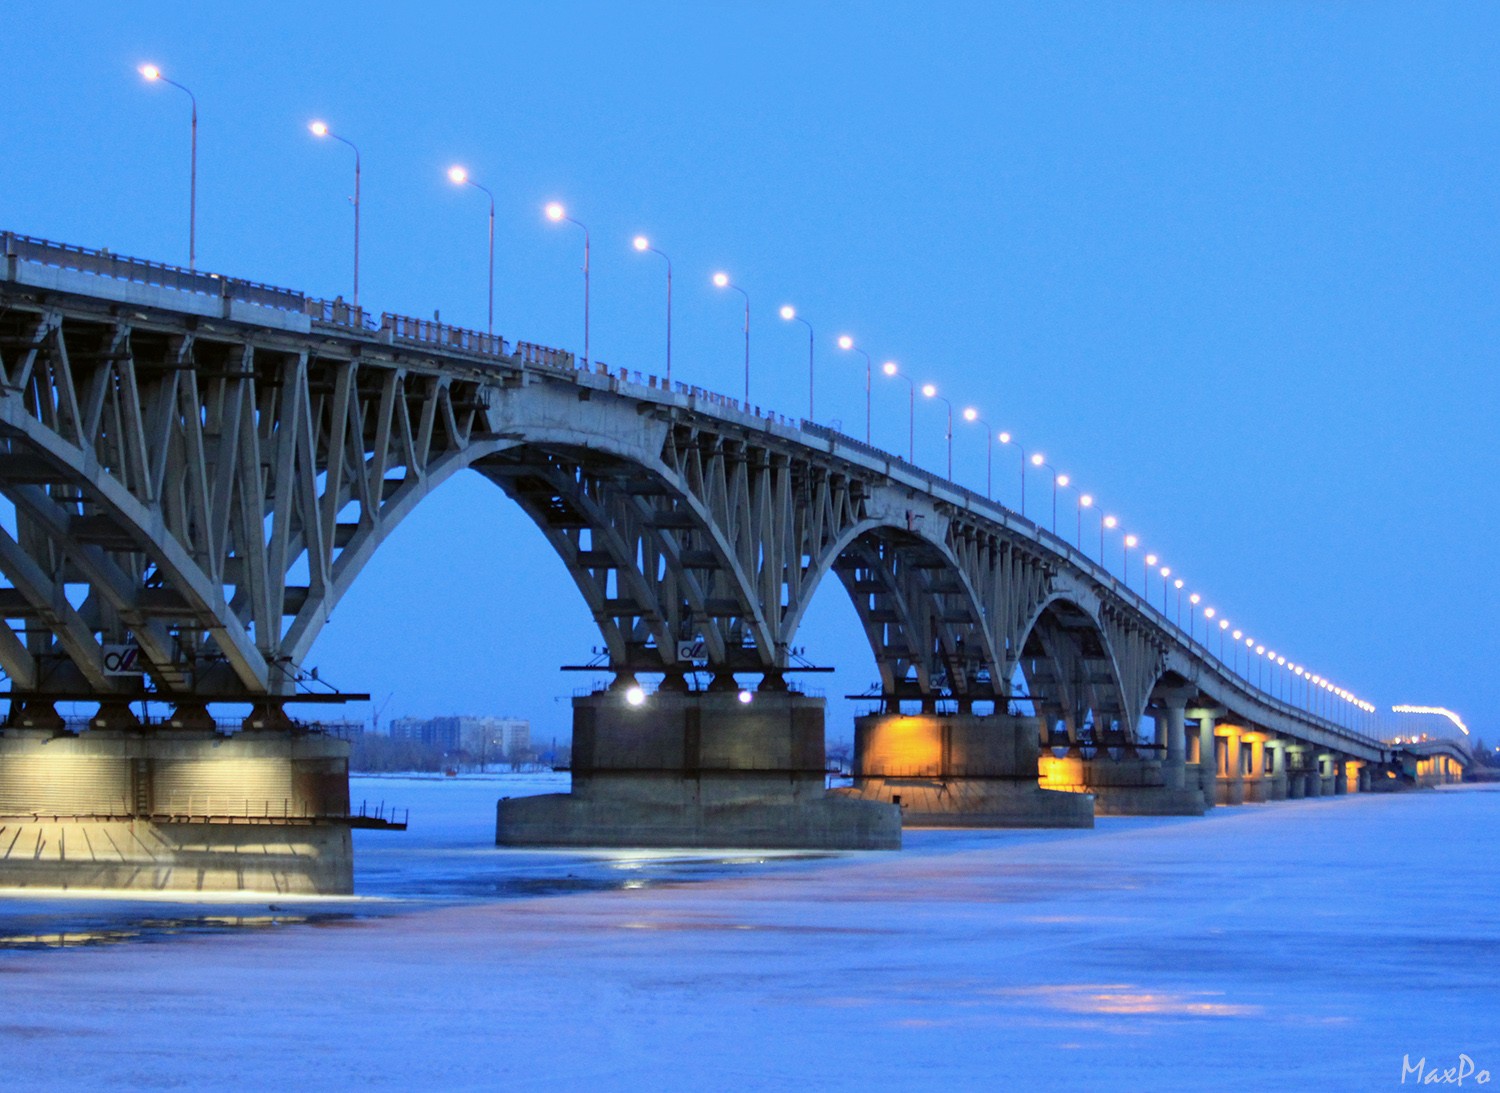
[134,64,1379,730]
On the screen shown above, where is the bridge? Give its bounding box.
[0,233,1423,892]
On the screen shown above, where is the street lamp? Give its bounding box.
[546,202,590,365]
[1188,593,1201,639]
[1219,618,1230,660]
[962,408,994,498]
[882,362,914,462]
[1173,578,1185,626]
[1159,566,1172,614]
[780,306,815,420]
[633,236,672,384]
[1030,453,1066,536]
[1077,493,1093,551]
[999,433,1028,516]
[448,166,496,336]
[713,272,751,405]
[921,384,954,478]
[836,335,873,443]
[309,121,361,308]
[1102,514,1118,566]
[1123,533,1139,585]
[139,64,198,270]
[1143,554,1158,601]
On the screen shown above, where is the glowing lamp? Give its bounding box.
[545,202,566,221]
[447,166,469,184]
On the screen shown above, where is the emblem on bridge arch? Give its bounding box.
[102,644,145,676]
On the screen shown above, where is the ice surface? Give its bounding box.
[0,778,1496,1091]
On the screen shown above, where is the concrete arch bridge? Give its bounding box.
[0,235,1407,890]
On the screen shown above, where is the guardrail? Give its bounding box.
[3,231,305,311]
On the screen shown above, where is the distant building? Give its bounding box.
[388,715,531,760]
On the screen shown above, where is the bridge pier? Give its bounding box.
[0,724,354,893]
[842,713,1094,828]
[1216,725,1246,805]
[1190,708,1221,811]
[496,688,901,850]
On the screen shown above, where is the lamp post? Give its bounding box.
[1123,534,1138,586]
[1159,566,1172,613]
[962,408,994,498]
[1188,593,1201,640]
[309,121,361,308]
[1143,553,1158,602]
[633,236,672,384]
[1077,493,1093,551]
[1174,579,1185,627]
[448,166,496,336]
[882,362,914,461]
[546,203,590,365]
[1102,513,1118,565]
[837,336,873,443]
[999,432,1027,517]
[781,307,815,420]
[1030,454,1067,536]
[921,384,954,478]
[712,273,750,405]
[139,64,197,270]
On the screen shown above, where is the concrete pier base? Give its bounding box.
[497,691,900,850]
[0,727,354,894]
[841,714,1094,828]
[1077,757,1207,816]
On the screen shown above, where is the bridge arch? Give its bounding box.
[1014,592,1133,748]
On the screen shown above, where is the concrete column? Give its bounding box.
[1332,756,1348,795]
[1358,765,1372,792]
[1223,731,1243,806]
[1191,709,1219,811]
[1164,702,1186,790]
[1268,740,1288,800]
[1304,754,1322,797]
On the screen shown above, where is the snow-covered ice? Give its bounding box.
[1,776,1496,1091]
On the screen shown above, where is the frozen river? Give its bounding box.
[1,776,1496,1091]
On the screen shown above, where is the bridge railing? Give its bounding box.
[380,312,510,358]
[2,231,306,312]
[305,296,377,330]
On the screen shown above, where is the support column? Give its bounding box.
[1189,708,1221,811]
[1221,729,1244,806]
[1245,735,1266,802]
[1332,755,1348,795]
[1164,703,1187,790]
[1268,739,1288,800]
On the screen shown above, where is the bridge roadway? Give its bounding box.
[0,233,1409,886]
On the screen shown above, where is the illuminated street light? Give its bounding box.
[962,407,995,499]
[1077,493,1093,552]
[713,272,751,405]
[448,166,496,335]
[780,306,815,420]
[545,202,591,364]
[1173,576,1184,626]
[1144,553,1158,601]
[633,235,672,383]
[309,120,361,307]
[999,432,1029,517]
[139,63,198,270]
[882,362,914,462]
[625,685,646,707]
[836,335,873,443]
[922,383,954,478]
[1103,514,1119,568]
[1030,453,1066,536]
[1122,533,1139,586]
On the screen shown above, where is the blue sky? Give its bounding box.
[4,2,1496,743]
